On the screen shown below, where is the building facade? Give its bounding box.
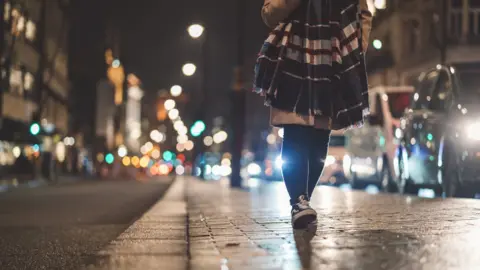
[1,0,70,180]
[2,0,69,133]
[367,0,480,86]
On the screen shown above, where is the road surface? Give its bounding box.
[0,177,172,270]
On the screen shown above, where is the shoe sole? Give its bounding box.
[292,209,317,230]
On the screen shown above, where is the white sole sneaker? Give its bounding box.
[292,208,317,229]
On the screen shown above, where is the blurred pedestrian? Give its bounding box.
[254,0,372,229]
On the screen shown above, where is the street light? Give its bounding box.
[185,140,194,151]
[112,59,120,68]
[168,108,180,120]
[374,0,386,9]
[182,63,196,76]
[187,24,205,39]
[174,121,184,131]
[373,39,383,50]
[164,99,176,111]
[29,122,40,135]
[117,145,127,157]
[170,85,183,97]
[213,130,228,144]
[150,130,165,143]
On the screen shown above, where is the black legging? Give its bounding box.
[281,125,331,205]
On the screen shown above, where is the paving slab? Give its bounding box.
[90,176,480,270]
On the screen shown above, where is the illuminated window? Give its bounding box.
[11,8,20,35]
[17,16,25,32]
[24,72,34,90]
[9,68,23,94]
[4,2,11,22]
[26,20,36,41]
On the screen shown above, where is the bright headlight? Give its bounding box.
[275,155,283,169]
[466,122,480,140]
[325,155,336,166]
[247,163,261,176]
[343,154,351,171]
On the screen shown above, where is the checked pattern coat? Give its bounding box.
[254,0,373,130]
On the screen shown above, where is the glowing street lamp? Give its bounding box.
[170,85,183,97]
[117,145,127,157]
[187,24,205,39]
[164,99,176,111]
[213,131,228,144]
[182,63,196,76]
[29,122,40,135]
[374,0,386,10]
[373,39,382,50]
[168,108,180,120]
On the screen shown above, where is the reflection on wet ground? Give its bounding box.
[90,177,480,270]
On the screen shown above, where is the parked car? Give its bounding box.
[396,63,480,198]
[344,86,413,190]
[319,130,349,186]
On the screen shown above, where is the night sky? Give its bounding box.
[70,0,272,146]
[117,0,272,144]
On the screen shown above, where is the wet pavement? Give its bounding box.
[88,176,480,270]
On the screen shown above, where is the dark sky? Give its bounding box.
[69,0,272,146]
[115,0,272,144]
[118,0,264,91]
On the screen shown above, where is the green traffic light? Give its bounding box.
[190,120,206,137]
[163,151,173,161]
[30,123,40,135]
[105,153,114,164]
[427,133,433,141]
[194,120,205,131]
[191,128,201,137]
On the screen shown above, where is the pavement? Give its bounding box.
[0,176,173,270]
[85,176,480,270]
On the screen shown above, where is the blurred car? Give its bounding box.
[260,131,348,186]
[344,86,414,190]
[396,63,480,198]
[263,151,283,181]
[318,130,348,186]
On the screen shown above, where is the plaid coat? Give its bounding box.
[254,0,372,130]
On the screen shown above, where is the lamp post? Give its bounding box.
[170,85,183,97]
[440,0,448,64]
[182,63,196,76]
[188,24,204,39]
[230,0,246,188]
[187,23,208,178]
[0,0,5,122]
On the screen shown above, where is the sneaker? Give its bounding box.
[291,195,317,229]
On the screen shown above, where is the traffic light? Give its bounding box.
[105,153,114,164]
[163,150,174,161]
[30,123,40,135]
[190,120,206,137]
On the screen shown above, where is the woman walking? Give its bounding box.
[254,0,372,229]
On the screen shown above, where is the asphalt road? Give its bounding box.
[0,177,173,270]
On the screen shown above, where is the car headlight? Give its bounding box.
[343,154,352,175]
[466,122,480,140]
[325,155,336,166]
[395,128,403,139]
[275,155,283,169]
[247,163,261,176]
